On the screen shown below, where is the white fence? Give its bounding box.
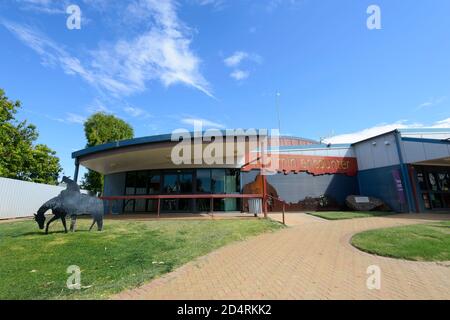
[0,177,84,219]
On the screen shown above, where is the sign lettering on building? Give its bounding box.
[242,154,358,177]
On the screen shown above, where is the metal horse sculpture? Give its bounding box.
[34,177,104,234]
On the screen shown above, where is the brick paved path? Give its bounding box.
[114,213,450,300]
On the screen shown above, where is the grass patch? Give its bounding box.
[351,221,450,261]
[0,218,283,300]
[307,211,394,220]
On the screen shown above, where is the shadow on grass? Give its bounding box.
[13,230,91,237]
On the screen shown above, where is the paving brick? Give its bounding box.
[113,213,450,300]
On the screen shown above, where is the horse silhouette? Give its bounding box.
[34,177,104,234]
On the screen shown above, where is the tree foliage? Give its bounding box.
[84,113,134,148]
[0,89,62,185]
[81,112,134,193]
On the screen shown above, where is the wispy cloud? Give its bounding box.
[191,0,226,10]
[230,70,249,81]
[265,0,304,12]
[224,50,261,81]
[2,0,213,98]
[180,117,226,129]
[324,118,450,144]
[417,96,446,109]
[86,99,115,114]
[16,0,68,14]
[224,51,249,67]
[123,106,152,118]
[65,112,86,124]
[224,51,262,67]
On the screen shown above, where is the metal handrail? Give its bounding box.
[265,194,288,225]
[101,193,264,218]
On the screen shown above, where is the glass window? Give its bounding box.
[163,174,179,194]
[148,173,161,194]
[196,170,211,193]
[135,171,148,195]
[179,173,193,193]
[211,169,225,193]
[422,193,431,210]
[196,199,210,212]
[428,173,440,192]
[178,199,192,211]
[123,199,135,213]
[442,194,450,209]
[416,172,427,191]
[162,199,178,211]
[134,172,148,212]
[214,198,225,211]
[225,169,240,193]
[438,173,449,192]
[125,172,137,195]
[147,200,158,213]
[430,193,443,209]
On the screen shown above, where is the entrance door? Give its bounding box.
[416,167,450,210]
[161,171,194,212]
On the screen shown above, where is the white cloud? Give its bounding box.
[224,51,262,67]
[432,118,450,128]
[224,51,261,81]
[16,0,68,14]
[230,69,249,81]
[1,21,106,89]
[224,51,249,67]
[324,119,450,144]
[123,106,151,118]
[65,113,86,124]
[181,117,225,129]
[191,0,226,10]
[86,99,114,114]
[3,0,213,98]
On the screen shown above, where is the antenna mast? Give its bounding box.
[276,92,281,134]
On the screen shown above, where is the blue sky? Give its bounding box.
[1,0,450,176]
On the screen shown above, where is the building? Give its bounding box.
[72,128,450,214]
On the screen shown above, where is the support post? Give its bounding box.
[262,174,268,218]
[408,166,421,213]
[210,198,214,218]
[157,198,161,218]
[73,158,80,184]
[394,131,416,213]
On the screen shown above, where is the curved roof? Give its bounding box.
[72,132,319,160]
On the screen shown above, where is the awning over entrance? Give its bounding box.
[413,157,450,167]
[77,141,246,175]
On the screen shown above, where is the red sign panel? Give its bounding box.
[242,154,358,177]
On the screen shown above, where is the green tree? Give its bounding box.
[0,89,62,184]
[81,112,134,193]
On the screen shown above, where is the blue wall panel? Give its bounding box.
[242,170,359,207]
[357,165,408,213]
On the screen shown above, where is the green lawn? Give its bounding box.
[307,211,394,220]
[351,221,450,261]
[0,218,283,300]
